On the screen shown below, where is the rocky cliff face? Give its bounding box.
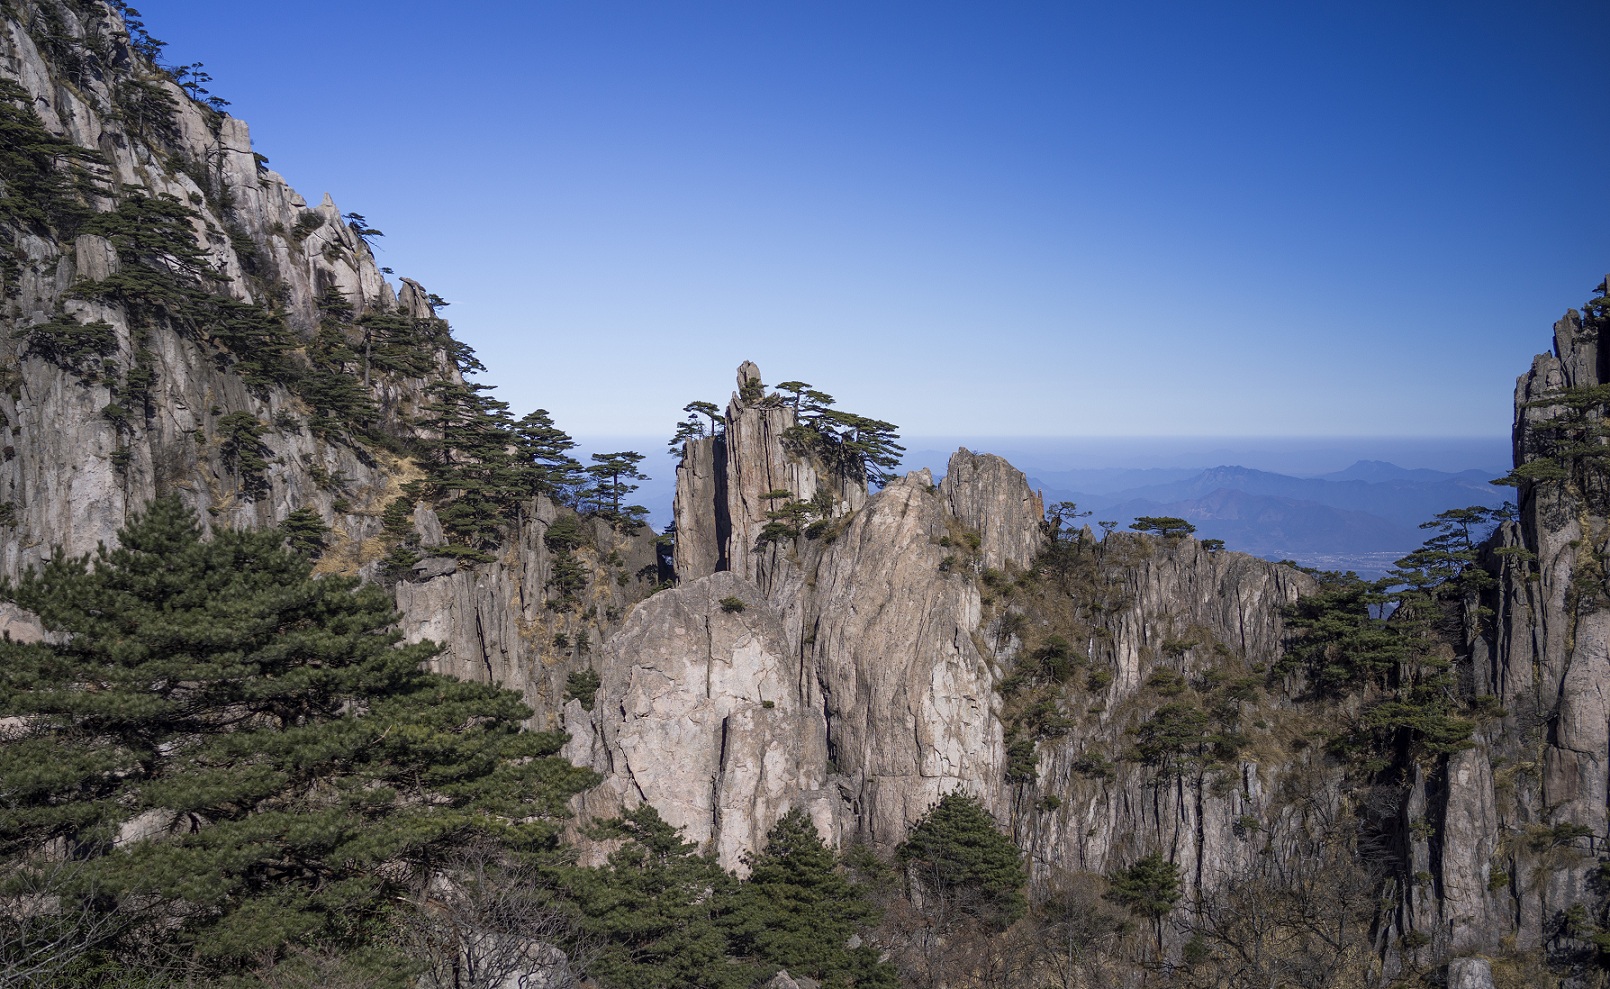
[574,328,1610,982]
[0,0,653,721]
[0,2,401,562]
[1415,290,1610,972]
[940,448,1045,571]
[574,366,1318,907]
[0,6,1326,908]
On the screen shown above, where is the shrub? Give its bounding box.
[565,668,602,711]
[544,514,586,553]
[1105,853,1180,920]
[16,315,117,374]
[278,507,327,558]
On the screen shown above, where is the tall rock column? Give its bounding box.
[1490,300,1610,939]
[672,434,727,579]
[1437,282,1610,956]
[672,362,865,588]
[723,362,863,585]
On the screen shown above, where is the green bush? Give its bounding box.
[1105,853,1180,920]
[278,507,327,558]
[565,668,602,711]
[15,315,117,374]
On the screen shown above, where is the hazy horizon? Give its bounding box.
[573,433,1512,532]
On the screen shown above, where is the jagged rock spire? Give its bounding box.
[672,362,865,589]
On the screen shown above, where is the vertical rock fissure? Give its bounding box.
[474,609,492,681]
[713,434,731,573]
[714,714,730,843]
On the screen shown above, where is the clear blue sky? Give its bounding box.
[141,0,1607,441]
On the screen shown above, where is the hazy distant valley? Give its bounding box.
[616,437,1511,576]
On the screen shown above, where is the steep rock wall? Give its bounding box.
[1422,293,1610,968]
[563,571,836,872]
[0,2,419,562]
[578,381,1316,890]
[0,0,654,719]
[796,470,1007,850]
[940,448,1045,571]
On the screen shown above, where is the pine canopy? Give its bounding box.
[0,498,597,972]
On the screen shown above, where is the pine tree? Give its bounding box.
[512,409,585,503]
[417,381,523,552]
[897,793,1026,928]
[731,810,897,987]
[1104,853,1180,954]
[584,451,649,528]
[564,805,759,989]
[0,498,597,978]
[279,506,329,558]
[1129,516,1196,538]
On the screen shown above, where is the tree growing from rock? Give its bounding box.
[1130,516,1196,538]
[585,451,649,528]
[512,408,585,503]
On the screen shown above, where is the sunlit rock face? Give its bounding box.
[576,364,1311,895]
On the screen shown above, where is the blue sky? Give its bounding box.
[141,0,1607,442]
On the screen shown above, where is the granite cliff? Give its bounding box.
[570,364,1316,907]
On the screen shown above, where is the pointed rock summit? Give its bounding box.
[673,362,865,589]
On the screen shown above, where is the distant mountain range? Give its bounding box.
[1027,460,1510,576]
[613,435,1510,578]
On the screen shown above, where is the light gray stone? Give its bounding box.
[1446,957,1495,989]
[940,448,1045,570]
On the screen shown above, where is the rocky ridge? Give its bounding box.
[570,364,1318,907]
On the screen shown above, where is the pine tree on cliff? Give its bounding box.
[586,450,650,528]
[0,498,596,979]
[417,379,525,551]
[513,408,586,503]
